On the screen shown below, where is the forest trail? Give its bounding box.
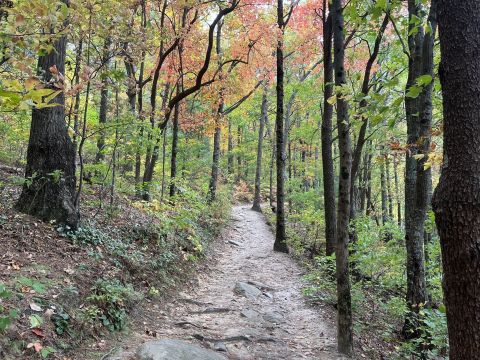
[108,205,342,360]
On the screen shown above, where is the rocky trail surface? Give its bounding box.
[107,205,342,360]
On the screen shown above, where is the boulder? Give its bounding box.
[135,339,226,360]
[234,282,262,298]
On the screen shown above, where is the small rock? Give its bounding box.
[262,311,285,324]
[240,309,260,319]
[213,341,227,352]
[234,282,262,299]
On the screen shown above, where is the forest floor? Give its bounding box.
[100,205,345,360]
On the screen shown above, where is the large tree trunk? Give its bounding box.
[16,2,79,229]
[273,0,288,253]
[404,0,436,337]
[321,7,336,256]
[207,20,224,203]
[332,0,353,354]
[433,1,480,358]
[252,85,267,212]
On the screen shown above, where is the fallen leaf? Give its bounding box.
[27,342,43,352]
[31,328,45,338]
[30,303,43,312]
[44,309,54,318]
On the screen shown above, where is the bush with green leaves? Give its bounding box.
[398,307,449,359]
[300,212,448,358]
[85,279,141,332]
[350,216,406,290]
[57,220,111,246]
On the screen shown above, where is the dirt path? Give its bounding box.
[108,205,342,360]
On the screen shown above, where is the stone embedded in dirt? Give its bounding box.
[192,307,231,314]
[234,282,262,298]
[262,311,285,324]
[213,341,227,352]
[246,280,274,291]
[240,308,261,320]
[135,339,227,360]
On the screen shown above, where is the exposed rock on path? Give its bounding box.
[108,205,342,360]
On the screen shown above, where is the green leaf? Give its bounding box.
[29,314,43,328]
[0,316,11,331]
[40,346,56,358]
[388,118,396,129]
[406,85,422,99]
[327,95,337,105]
[416,75,433,86]
[393,97,403,106]
[371,114,383,126]
[376,0,387,9]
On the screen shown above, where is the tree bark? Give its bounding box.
[16,1,78,229]
[252,85,267,212]
[381,155,388,225]
[433,1,480,358]
[273,0,288,253]
[169,101,180,198]
[135,0,147,197]
[207,20,224,203]
[385,154,393,219]
[71,38,83,154]
[95,37,111,163]
[332,0,353,354]
[227,119,234,175]
[321,7,337,257]
[393,153,402,227]
[404,0,436,336]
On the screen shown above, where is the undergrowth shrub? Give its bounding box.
[301,213,447,359]
[83,279,141,332]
